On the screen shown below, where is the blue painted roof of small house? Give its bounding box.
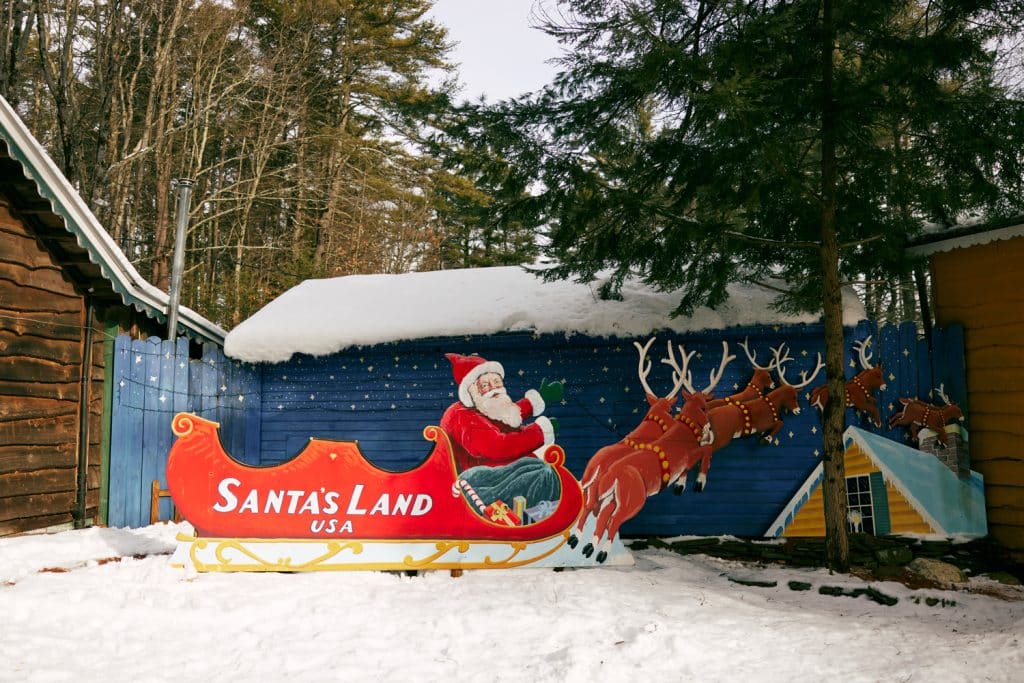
[766,426,986,537]
[844,427,986,536]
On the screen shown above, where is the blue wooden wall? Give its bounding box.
[875,321,968,442]
[107,336,260,528]
[258,320,967,538]
[103,322,965,535]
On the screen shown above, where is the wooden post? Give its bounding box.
[150,480,161,525]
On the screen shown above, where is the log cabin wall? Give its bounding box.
[0,99,227,536]
[931,234,1024,560]
[0,200,104,535]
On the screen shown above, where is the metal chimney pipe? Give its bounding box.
[167,178,194,341]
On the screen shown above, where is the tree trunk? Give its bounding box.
[0,1,35,104]
[818,0,850,574]
[914,265,933,350]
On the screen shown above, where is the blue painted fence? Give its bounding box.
[254,320,966,538]
[107,336,260,528]
[105,321,965,535]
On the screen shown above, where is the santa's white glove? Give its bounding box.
[525,389,545,416]
[532,416,556,458]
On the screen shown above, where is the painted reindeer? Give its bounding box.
[887,384,965,447]
[659,341,734,493]
[686,345,823,477]
[706,337,778,410]
[569,341,729,563]
[570,338,688,530]
[809,336,887,427]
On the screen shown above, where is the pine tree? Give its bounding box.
[465,0,1024,570]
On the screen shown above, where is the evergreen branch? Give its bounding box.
[723,231,819,249]
[841,279,892,287]
[839,234,886,249]
[751,280,794,296]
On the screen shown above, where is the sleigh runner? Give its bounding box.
[164,413,632,571]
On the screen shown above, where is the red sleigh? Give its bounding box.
[165,413,583,542]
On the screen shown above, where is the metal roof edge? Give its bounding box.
[907,217,1024,257]
[0,96,225,345]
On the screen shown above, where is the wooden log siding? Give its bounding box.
[0,205,104,535]
[932,234,1024,559]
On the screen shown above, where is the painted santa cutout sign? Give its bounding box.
[167,351,634,572]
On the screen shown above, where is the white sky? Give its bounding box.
[3,523,1023,680]
[427,0,563,102]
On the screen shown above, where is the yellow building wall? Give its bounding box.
[783,443,933,537]
[932,234,1024,560]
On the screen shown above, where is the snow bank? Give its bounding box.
[225,267,866,363]
[1,524,1021,682]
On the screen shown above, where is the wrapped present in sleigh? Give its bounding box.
[164,413,630,571]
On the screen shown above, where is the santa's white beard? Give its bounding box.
[469,386,522,428]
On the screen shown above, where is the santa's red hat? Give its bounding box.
[446,353,505,407]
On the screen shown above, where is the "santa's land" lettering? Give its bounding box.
[211,477,433,534]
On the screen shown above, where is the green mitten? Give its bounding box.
[548,417,559,435]
[538,377,564,405]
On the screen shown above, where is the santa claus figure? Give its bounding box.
[440,353,564,514]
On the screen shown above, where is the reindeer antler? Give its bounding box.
[770,343,792,375]
[633,337,657,397]
[660,340,694,398]
[935,383,952,406]
[704,341,735,395]
[739,336,777,371]
[853,336,875,370]
[773,344,824,389]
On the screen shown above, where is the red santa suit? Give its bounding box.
[440,353,556,472]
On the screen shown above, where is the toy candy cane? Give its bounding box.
[453,478,488,515]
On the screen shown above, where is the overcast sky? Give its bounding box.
[427,0,563,102]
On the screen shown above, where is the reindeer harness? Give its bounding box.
[674,412,706,440]
[847,374,873,404]
[620,412,706,489]
[760,393,780,424]
[722,396,755,436]
[643,413,672,433]
[920,404,933,426]
[622,437,673,487]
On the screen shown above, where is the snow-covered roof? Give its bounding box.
[766,427,987,538]
[0,96,225,345]
[224,266,867,363]
[907,217,1024,257]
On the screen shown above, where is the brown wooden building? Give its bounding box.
[910,218,1024,560]
[0,96,224,536]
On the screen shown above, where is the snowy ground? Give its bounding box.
[1,524,1022,682]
